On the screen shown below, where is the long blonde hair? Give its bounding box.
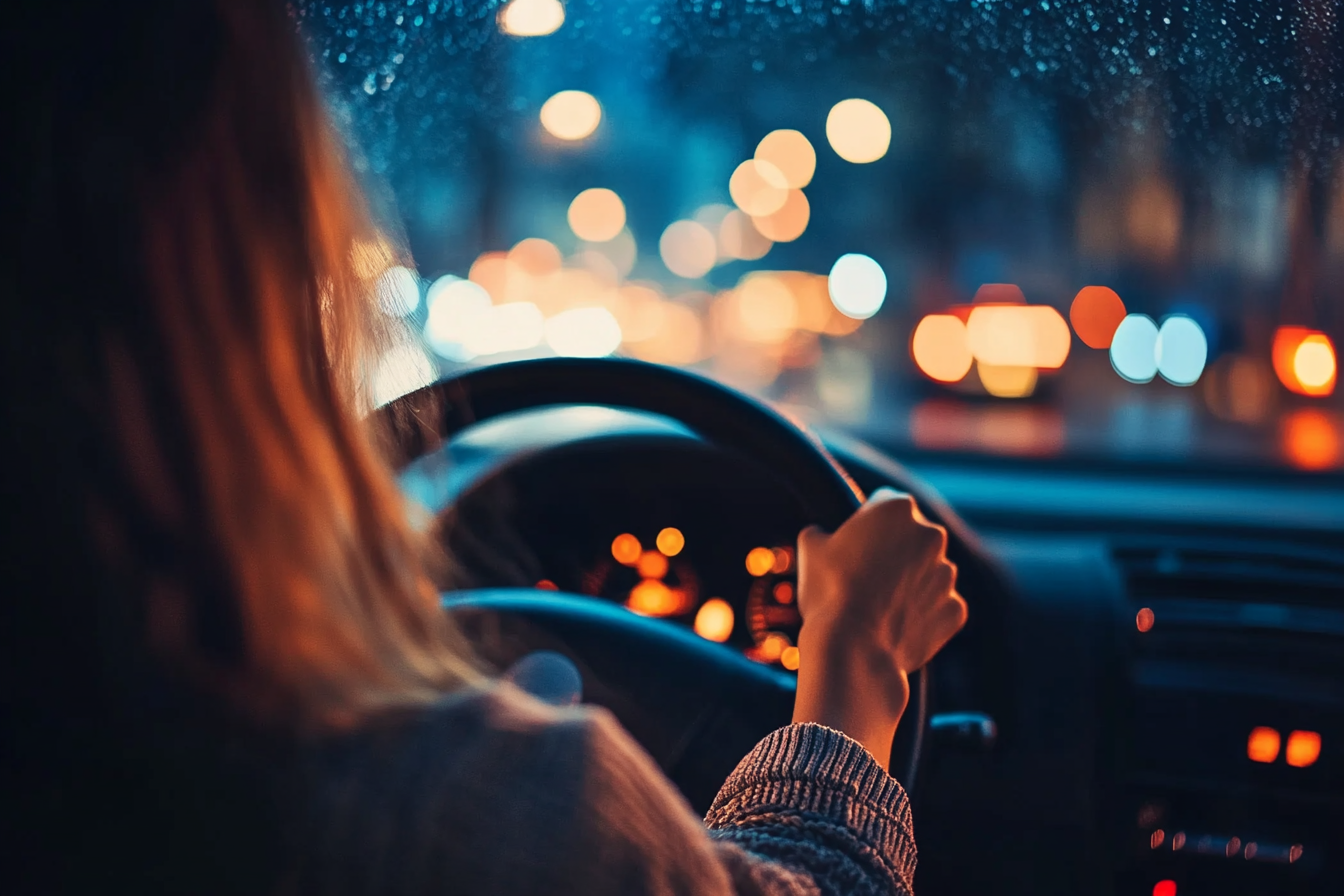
[3,0,475,731]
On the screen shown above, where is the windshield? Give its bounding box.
[300,0,1343,471]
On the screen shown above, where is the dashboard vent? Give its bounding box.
[1115,541,1344,610]
[1114,540,1344,672]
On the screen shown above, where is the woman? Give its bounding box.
[1,2,967,893]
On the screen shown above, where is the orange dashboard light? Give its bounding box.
[637,550,669,580]
[1247,726,1281,763]
[745,547,776,577]
[694,598,735,642]
[1152,880,1176,896]
[1286,730,1322,768]
[611,533,642,566]
[627,580,688,617]
[656,527,686,557]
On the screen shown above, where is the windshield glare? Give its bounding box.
[300,0,1344,471]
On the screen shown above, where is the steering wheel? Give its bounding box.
[378,357,928,809]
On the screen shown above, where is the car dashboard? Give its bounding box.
[402,408,1344,896]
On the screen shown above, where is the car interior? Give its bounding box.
[303,2,1343,893]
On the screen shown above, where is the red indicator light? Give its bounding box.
[1153,880,1177,896]
[1286,730,1321,768]
[1247,727,1281,763]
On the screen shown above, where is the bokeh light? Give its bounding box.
[825,98,891,163]
[1154,314,1209,386]
[1281,409,1342,470]
[694,598,735,643]
[508,237,562,275]
[656,527,685,556]
[463,302,545,356]
[627,579,686,617]
[780,646,801,671]
[544,307,622,357]
[611,533,641,566]
[745,547,775,577]
[498,0,565,37]
[1110,314,1160,383]
[1272,326,1337,397]
[757,632,789,663]
[539,90,601,141]
[624,301,704,365]
[1069,285,1127,349]
[718,210,773,261]
[568,188,626,242]
[751,189,810,243]
[375,266,421,316]
[1136,607,1155,632]
[659,220,718,279]
[966,305,1071,369]
[637,550,669,580]
[733,273,799,343]
[754,129,816,188]
[729,159,789,217]
[828,253,887,319]
[1294,335,1338,394]
[911,314,974,383]
[424,277,492,361]
[977,362,1039,398]
[583,228,637,279]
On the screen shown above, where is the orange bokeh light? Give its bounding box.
[1273,326,1337,396]
[1069,286,1128,349]
[656,527,685,557]
[1136,607,1155,632]
[752,189,810,242]
[611,533,642,566]
[780,646,801,671]
[627,579,689,617]
[911,314,974,383]
[508,237,562,275]
[966,304,1072,369]
[773,581,795,604]
[757,632,789,663]
[1281,409,1342,471]
[637,550,669,580]
[973,283,1026,304]
[745,547,775,577]
[1286,730,1322,768]
[694,598,735,642]
[1247,726,1281,763]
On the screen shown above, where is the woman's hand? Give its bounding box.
[792,488,968,769]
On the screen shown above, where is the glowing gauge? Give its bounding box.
[583,534,701,620]
[744,544,801,667]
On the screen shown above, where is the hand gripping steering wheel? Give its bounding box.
[378,357,927,810]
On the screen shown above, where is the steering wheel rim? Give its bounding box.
[378,357,926,785]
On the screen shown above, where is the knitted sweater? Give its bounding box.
[295,682,916,895]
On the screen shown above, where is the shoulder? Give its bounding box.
[291,683,725,895]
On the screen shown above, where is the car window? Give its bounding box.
[300,0,1343,470]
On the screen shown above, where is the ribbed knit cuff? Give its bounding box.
[705,724,915,890]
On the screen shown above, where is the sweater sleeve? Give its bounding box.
[705,723,917,896]
[297,686,915,896]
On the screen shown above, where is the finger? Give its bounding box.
[867,486,911,504]
[797,524,829,553]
